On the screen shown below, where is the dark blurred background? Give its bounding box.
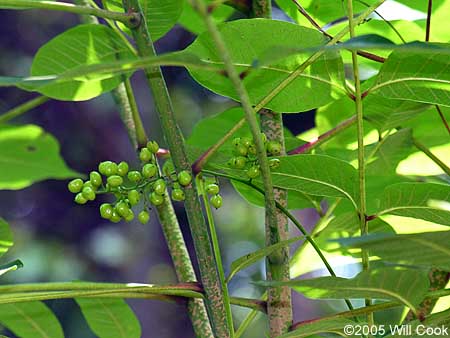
[0,3,333,338]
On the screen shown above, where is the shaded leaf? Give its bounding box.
[227,236,304,283]
[337,231,450,271]
[0,301,64,338]
[0,218,13,257]
[185,19,345,112]
[375,183,450,226]
[76,298,141,338]
[257,268,430,314]
[279,318,360,338]
[0,124,79,190]
[31,24,136,101]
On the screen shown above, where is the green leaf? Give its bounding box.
[0,301,64,338]
[227,235,304,283]
[370,44,450,107]
[31,24,136,101]
[365,128,414,175]
[0,218,13,257]
[316,211,395,252]
[104,0,183,41]
[270,155,359,209]
[76,298,141,338]
[231,180,317,210]
[278,318,360,338]
[257,268,430,314]
[0,124,79,190]
[0,259,23,277]
[185,19,345,112]
[374,183,450,226]
[364,95,430,131]
[337,231,450,271]
[178,0,233,35]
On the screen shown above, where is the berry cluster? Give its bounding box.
[67,141,193,224]
[227,134,281,178]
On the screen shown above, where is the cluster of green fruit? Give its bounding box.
[228,134,281,178]
[67,141,193,224]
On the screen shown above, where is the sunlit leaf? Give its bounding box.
[185,19,345,112]
[0,124,79,190]
[278,318,361,338]
[0,218,13,257]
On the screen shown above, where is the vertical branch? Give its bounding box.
[250,1,292,336]
[426,0,432,42]
[122,0,231,336]
[347,0,372,327]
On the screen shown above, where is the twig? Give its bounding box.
[0,96,49,124]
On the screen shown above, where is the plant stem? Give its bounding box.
[200,179,235,336]
[191,0,386,172]
[250,0,292,335]
[435,105,450,135]
[412,138,450,176]
[122,1,231,336]
[288,115,357,154]
[192,2,285,336]
[347,0,372,328]
[0,0,139,27]
[0,96,49,124]
[123,79,147,148]
[426,0,432,42]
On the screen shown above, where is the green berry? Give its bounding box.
[128,170,142,183]
[117,161,129,176]
[115,201,130,218]
[99,161,118,176]
[110,210,122,223]
[107,175,123,188]
[83,181,95,190]
[228,156,247,169]
[206,183,220,195]
[150,192,164,206]
[68,178,84,193]
[139,148,152,162]
[100,203,113,219]
[128,190,140,206]
[82,186,96,201]
[247,144,257,155]
[232,137,241,147]
[233,144,248,157]
[241,137,252,148]
[246,166,260,179]
[138,210,150,224]
[177,170,192,186]
[266,140,282,156]
[75,193,87,204]
[171,189,185,201]
[142,163,157,179]
[146,140,159,154]
[153,179,166,195]
[269,158,280,169]
[210,194,223,209]
[124,209,134,222]
[89,171,102,187]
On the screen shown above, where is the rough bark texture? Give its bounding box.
[260,109,293,336]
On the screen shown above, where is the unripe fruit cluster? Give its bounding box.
[228,134,281,179]
[68,140,194,224]
[205,183,222,209]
